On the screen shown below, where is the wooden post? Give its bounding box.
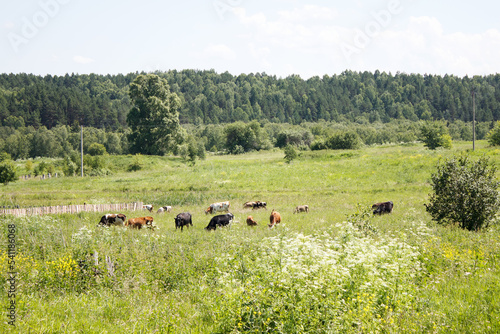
[472,89,476,151]
[81,126,84,177]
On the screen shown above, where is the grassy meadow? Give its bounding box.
[2,141,500,333]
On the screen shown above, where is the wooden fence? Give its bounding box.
[0,202,144,217]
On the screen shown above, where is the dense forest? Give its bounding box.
[0,70,498,168]
[1,70,500,128]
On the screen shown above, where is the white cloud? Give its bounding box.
[199,44,236,60]
[409,16,443,34]
[278,5,338,22]
[248,43,271,68]
[234,8,345,51]
[73,55,94,64]
[344,16,500,76]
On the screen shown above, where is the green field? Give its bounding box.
[2,141,500,333]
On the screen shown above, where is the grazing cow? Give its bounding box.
[293,205,309,214]
[157,206,172,214]
[126,216,155,230]
[246,215,258,226]
[142,204,154,212]
[205,201,230,215]
[244,201,267,210]
[98,213,127,226]
[174,212,193,231]
[243,201,256,209]
[372,201,394,215]
[269,210,281,228]
[253,201,267,210]
[205,213,234,230]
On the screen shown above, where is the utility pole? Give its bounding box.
[81,125,84,177]
[472,89,476,151]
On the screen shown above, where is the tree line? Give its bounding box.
[0,119,492,161]
[1,70,499,129]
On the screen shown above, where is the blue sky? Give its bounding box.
[2,0,500,78]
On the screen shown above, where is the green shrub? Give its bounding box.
[425,155,500,231]
[62,157,77,176]
[224,121,266,154]
[25,160,33,172]
[87,143,107,156]
[310,138,327,151]
[325,131,362,150]
[127,155,143,172]
[420,121,452,150]
[197,141,206,160]
[487,121,500,146]
[0,160,16,184]
[187,136,198,165]
[0,152,12,162]
[34,161,47,176]
[283,144,298,164]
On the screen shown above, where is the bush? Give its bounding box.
[62,157,77,176]
[487,121,500,146]
[325,131,362,150]
[87,143,107,156]
[0,152,12,162]
[425,155,500,231]
[127,155,143,172]
[275,129,313,148]
[197,141,206,160]
[283,145,298,164]
[0,160,16,184]
[187,136,198,165]
[34,161,47,176]
[310,139,327,151]
[224,121,266,154]
[420,121,452,150]
[25,160,33,172]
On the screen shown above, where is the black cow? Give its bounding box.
[205,213,234,231]
[253,201,267,210]
[174,212,193,231]
[372,201,394,215]
[243,201,267,210]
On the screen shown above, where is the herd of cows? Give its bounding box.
[97,200,394,231]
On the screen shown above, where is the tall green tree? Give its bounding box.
[127,74,184,155]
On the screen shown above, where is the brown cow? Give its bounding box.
[269,210,281,228]
[246,215,258,226]
[243,201,256,208]
[126,216,155,230]
[293,205,309,214]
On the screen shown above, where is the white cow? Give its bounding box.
[157,206,172,214]
[205,201,230,214]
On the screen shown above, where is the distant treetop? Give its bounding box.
[0,70,499,128]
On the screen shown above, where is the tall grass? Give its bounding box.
[2,141,500,332]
